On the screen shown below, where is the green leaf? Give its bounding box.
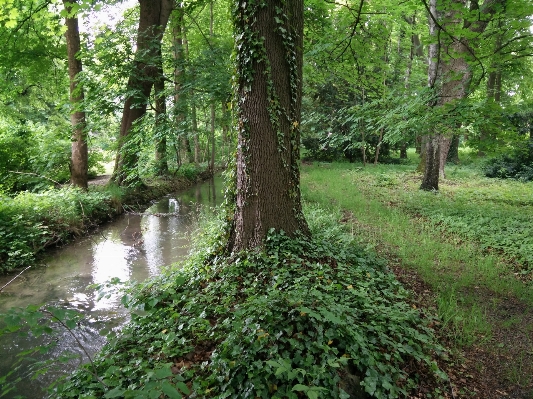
[161,381,182,399]
[292,384,309,392]
[154,365,173,379]
[175,381,190,395]
[104,387,126,398]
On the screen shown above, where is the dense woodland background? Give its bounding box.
[0,0,531,194]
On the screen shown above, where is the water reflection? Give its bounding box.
[0,175,222,398]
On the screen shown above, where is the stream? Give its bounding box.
[0,176,223,398]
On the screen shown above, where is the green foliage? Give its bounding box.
[54,205,445,399]
[0,187,116,272]
[401,184,533,270]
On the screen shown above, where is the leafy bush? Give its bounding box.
[484,145,533,182]
[0,188,116,272]
[54,206,446,399]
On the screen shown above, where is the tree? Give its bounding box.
[111,0,173,186]
[63,0,88,189]
[227,0,309,253]
[420,0,505,190]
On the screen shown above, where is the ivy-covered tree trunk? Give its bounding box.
[63,0,87,190]
[111,0,173,186]
[227,0,309,253]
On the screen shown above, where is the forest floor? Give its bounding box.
[301,161,533,399]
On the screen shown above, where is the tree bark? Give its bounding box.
[420,134,440,190]
[228,0,309,253]
[111,0,173,186]
[447,134,460,163]
[63,0,88,190]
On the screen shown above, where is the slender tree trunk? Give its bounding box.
[209,0,216,173]
[111,0,173,186]
[172,6,193,164]
[154,61,168,175]
[400,143,408,159]
[63,0,88,190]
[228,0,309,252]
[420,134,441,190]
[374,127,383,165]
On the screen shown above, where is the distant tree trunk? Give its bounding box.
[192,101,199,166]
[447,134,460,164]
[374,127,383,165]
[209,0,216,173]
[154,61,168,175]
[172,6,193,164]
[111,0,173,186]
[210,103,216,172]
[400,143,408,159]
[479,32,503,156]
[420,134,441,190]
[227,0,309,253]
[63,0,88,190]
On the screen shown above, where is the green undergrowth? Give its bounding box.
[0,187,118,273]
[300,161,533,348]
[53,205,446,399]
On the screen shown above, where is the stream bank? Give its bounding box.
[0,167,218,275]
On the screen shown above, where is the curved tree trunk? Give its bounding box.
[111,0,173,186]
[63,0,87,190]
[228,0,309,253]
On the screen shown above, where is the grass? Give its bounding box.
[300,150,533,393]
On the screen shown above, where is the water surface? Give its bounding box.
[0,176,222,398]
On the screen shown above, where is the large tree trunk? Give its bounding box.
[228,0,309,253]
[63,0,88,190]
[111,0,173,186]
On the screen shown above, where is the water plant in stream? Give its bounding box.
[48,204,447,399]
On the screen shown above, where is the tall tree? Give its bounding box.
[111,0,173,186]
[227,0,309,252]
[420,0,505,190]
[63,0,88,189]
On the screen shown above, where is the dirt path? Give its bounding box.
[88,174,111,186]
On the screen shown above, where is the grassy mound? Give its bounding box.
[55,205,446,399]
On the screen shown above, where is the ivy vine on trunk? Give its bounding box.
[227,0,309,253]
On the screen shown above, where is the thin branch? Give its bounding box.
[0,266,32,293]
[42,308,108,389]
